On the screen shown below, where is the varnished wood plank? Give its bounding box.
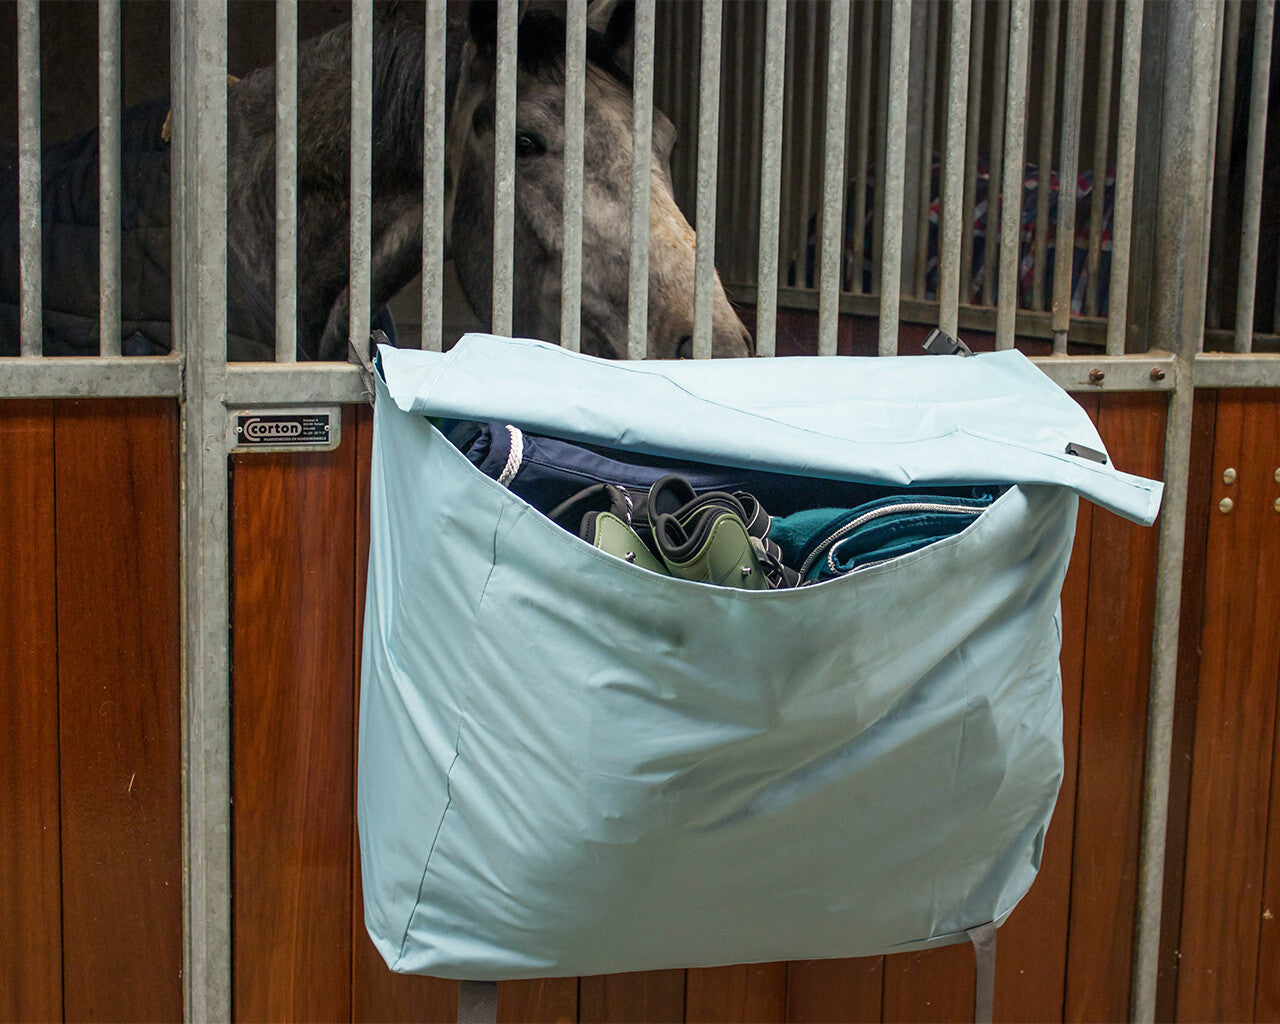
[0,401,62,1023]
[351,406,459,1024]
[1154,390,1219,1023]
[882,944,974,1024]
[785,957,883,1023]
[232,415,356,1022]
[55,399,184,1022]
[578,970,687,1024]
[1065,393,1165,1022]
[1256,621,1280,1020]
[1175,390,1280,1021]
[995,392,1100,1024]
[498,978,579,1024]
[686,962,786,1023]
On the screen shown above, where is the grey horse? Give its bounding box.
[1,0,750,361]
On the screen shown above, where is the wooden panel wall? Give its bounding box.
[12,387,1280,1022]
[0,400,183,1024]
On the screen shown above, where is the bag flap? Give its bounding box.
[377,334,1162,525]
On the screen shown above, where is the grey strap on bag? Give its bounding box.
[966,922,998,1024]
[457,980,498,1024]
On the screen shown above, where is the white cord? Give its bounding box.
[496,425,524,487]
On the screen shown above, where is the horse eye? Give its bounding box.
[515,132,545,157]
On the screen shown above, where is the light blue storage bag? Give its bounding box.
[359,335,1161,982]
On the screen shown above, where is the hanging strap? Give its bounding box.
[966,923,998,1024]
[457,980,498,1024]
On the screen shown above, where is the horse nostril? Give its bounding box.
[676,335,693,359]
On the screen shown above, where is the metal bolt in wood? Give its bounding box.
[1219,497,1234,514]
[1223,467,1237,484]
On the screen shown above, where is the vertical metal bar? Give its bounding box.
[914,0,940,299]
[275,0,298,362]
[817,0,851,356]
[724,8,747,284]
[744,2,766,289]
[982,0,1009,308]
[1234,0,1274,353]
[755,0,788,358]
[560,0,587,354]
[627,0,656,359]
[1033,0,1060,311]
[852,1,875,295]
[17,0,42,356]
[177,0,230,1017]
[99,0,122,357]
[1207,0,1240,331]
[1106,0,1144,356]
[878,0,911,356]
[778,1,798,280]
[871,3,891,296]
[421,0,448,352]
[1132,3,1218,1019]
[692,0,723,359]
[996,0,1031,348]
[959,0,986,304]
[1086,0,1117,318]
[898,1,928,293]
[492,0,518,337]
[939,0,973,337]
[349,0,373,358]
[1051,0,1087,353]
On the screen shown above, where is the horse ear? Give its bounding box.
[468,0,498,55]
[587,0,634,74]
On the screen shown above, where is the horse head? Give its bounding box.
[445,0,752,359]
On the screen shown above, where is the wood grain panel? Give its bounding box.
[686,962,786,1023]
[995,393,1100,1023]
[0,401,62,1023]
[882,944,975,1024]
[578,970,686,1024]
[350,406,460,1023]
[55,399,184,1022]
[1175,390,1280,1022]
[232,417,356,1022]
[498,979,579,1024]
[1257,660,1280,1021]
[1065,393,1165,1022]
[785,957,884,1023]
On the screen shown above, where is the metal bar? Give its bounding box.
[1106,0,1145,356]
[996,0,1032,349]
[898,1,928,294]
[1207,0,1241,331]
[560,0,587,353]
[817,0,851,356]
[959,0,986,304]
[1132,3,1220,1020]
[878,0,911,356]
[725,7,747,284]
[628,0,656,359]
[422,0,448,352]
[0,355,184,398]
[17,0,41,356]
[1086,0,1117,318]
[744,1,766,289]
[99,0,122,356]
[852,1,875,295]
[914,0,940,299]
[939,0,973,337]
[778,1,798,280]
[275,0,298,362]
[491,0,518,336]
[349,0,373,359]
[754,0,788,358]
[177,0,231,1018]
[692,0,723,359]
[1033,0,1060,311]
[1234,0,1275,353]
[983,0,1009,308]
[224,363,370,405]
[1052,0,1087,353]
[871,3,891,296]
[1029,353,1177,391]
[1195,352,1280,387]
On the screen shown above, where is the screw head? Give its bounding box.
[1220,497,1235,514]
[1150,367,1166,382]
[1089,368,1106,384]
[1223,467,1238,485]
[741,566,753,578]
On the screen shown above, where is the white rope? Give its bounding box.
[496,424,524,487]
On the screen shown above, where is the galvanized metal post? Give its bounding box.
[276,0,298,363]
[17,0,41,355]
[350,0,373,361]
[561,0,587,354]
[628,0,656,360]
[692,0,723,359]
[754,0,788,358]
[1106,0,1146,356]
[176,1,231,1019]
[817,0,851,356]
[1131,2,1220,1020]
[492,0,518,337]
[99,0,122,356]
[939,0,973,337]
[422,0,448,352]
[878,0,911,356]
[997,0,1032,349]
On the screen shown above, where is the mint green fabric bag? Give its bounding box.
[359,335,1160,982]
